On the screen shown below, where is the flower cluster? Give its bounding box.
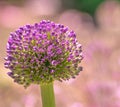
[4,20,83,88]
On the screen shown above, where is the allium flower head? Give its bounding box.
[4,20,83,87]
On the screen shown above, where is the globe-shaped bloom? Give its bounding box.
[4,20,83,88]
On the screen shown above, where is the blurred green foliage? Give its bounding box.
[62,0,120,16]
[62,0,105,16]
[74,0,105,16]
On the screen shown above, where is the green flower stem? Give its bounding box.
[40,82,56,107]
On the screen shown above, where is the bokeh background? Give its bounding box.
[0,0,120,107]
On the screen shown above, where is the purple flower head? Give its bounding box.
[4,20,83,88]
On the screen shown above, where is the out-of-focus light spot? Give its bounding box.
[25,0,61,15]
[59,10,94,31]
[23,94,36,107]
[96,1,120,31]
[86,81,119,107]
[84,41,110,62]
[0,5,28,28]
[69,102,83,107]
[58,9,95,39]
[115,87,120,99]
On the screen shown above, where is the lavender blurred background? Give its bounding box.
[0,0,120,107]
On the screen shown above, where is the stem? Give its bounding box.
[40,82,56,107]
